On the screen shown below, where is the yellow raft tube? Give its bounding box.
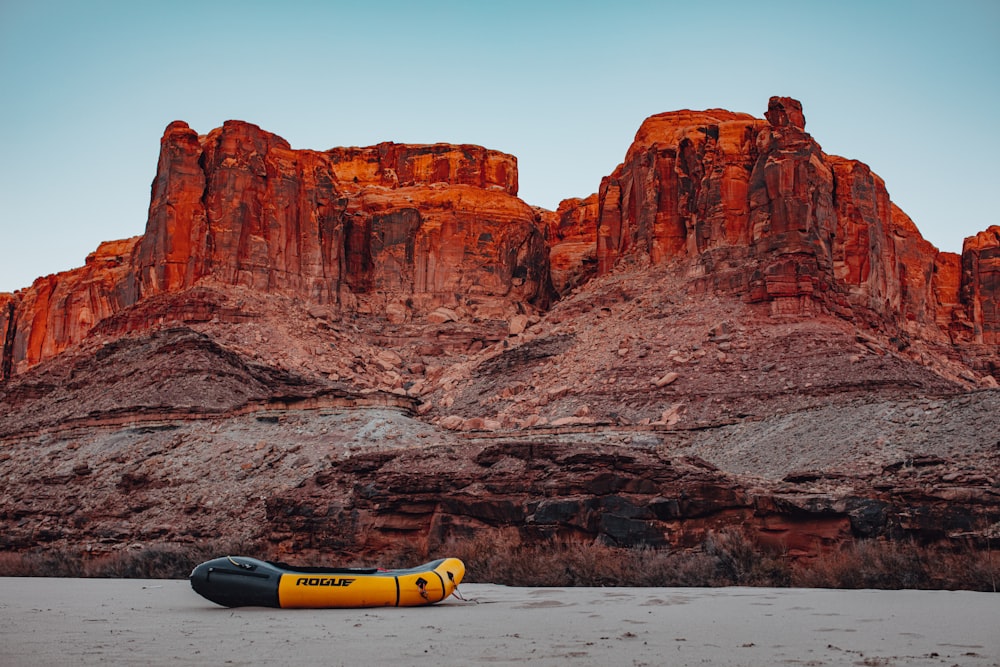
[190,556,465,608]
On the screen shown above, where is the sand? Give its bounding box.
[0,578,997,666]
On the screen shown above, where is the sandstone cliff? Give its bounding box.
[547,194,600,294]
[561,97,995,364]
[137,120,551,311]
[1,239,139,376]
[4,99,999,383]
[1,122,553,379]
[1,97,998,573]
[961,226,1000,346]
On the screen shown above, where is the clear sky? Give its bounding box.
[1,0,998,293]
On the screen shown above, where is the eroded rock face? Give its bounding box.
[1,381,997,563]
[548,194,599,295]
[327,142,518,195]
[566,96,998,351]
[1,98,996,385]
[962,226,1000,346]
[1,239,138,378]
[2,100,998,571]
[265,444,759,556]
[134,121,211,295]
[1,293,15,380]
[341,185,551,315]
[135,120,550,311]
[595,109,765,273]
[2,122,552,377]
[263,437,1000,561]
[747,98,839,313]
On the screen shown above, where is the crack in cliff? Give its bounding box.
[197,147,215,280]
[2,297,17,382]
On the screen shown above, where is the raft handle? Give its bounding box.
[227,556,256,571]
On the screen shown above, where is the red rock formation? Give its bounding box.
[547,194,599,295]
[3,100,999,577]
[566,96,998,356]
[746,98,839,313]
[135,120,348,301]
[595,109,764,273]
[961,226,1000,346]
[1,239,138,378]
[933,251,971,343]
[327,142,517,195]
[1,293,15,381]
[264,443,763,556]
[1,100,997,381]
[263,439,1000,561]
[342,185,550,315]
[134,121,210,295]
[134,120,550,311]
[2,121,552,377]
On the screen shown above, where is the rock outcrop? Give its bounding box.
[3,100,999,382]
[1,239,138,377]
[570,96,996,356]
[5,390,995,563]
[265,436,1000,560]
[2,122,553,379]
[961,226,1000,346]
[326,142,518,195]
[5,99,999,384]
[547,194,600,294]
[265,443,784,556]
[135,120,550,311]
[1,293,14,380]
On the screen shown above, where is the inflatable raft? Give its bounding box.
[190,556,465,608]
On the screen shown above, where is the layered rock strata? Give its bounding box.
[1,98,997,387]
[265,438,1000,561]
[962,227,1000,346]
[1,239,139,375]
[1,122,552,379]
[569,97,997,355]
[137,121,551,309]
[3,398,996,563]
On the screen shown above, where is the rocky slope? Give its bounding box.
[1,97,998,566]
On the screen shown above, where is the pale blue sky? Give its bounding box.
[2,0,998,292]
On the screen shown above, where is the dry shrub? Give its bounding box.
[0,550,88,578]
[0,539,269,579]
[944,549,998,592]
[793,539,999,592]
[439,527,791,588]
[704,527,791,587]
[442,529,994,590]
[792,540,928,589]
[441,531,586,586]
[3,531,995,590]
[632,548,719,587]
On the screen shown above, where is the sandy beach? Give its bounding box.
[1,577,997,666]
